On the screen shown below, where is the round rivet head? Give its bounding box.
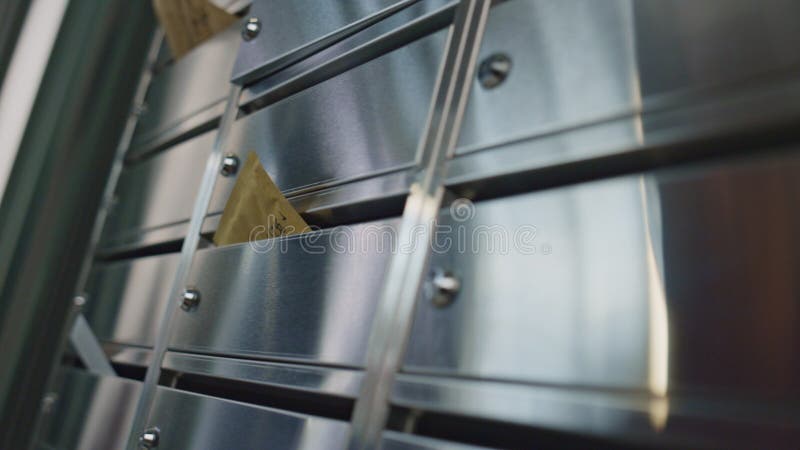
[181,288,200,311]
[477,53,512,89]
[220,154,239,177]
[73,295,86,308]
[242,17,261,41]
[139,427,160,448]
[427,268,460,308]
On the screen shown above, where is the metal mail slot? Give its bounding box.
[209,29,446,217]
[391,374,800,449]
[457,0,800,155]
[406,149,800,398]
[161,352,364,399]
[169,218,399,366]
[129,20,240,158]
[146,387,350,449]
[101,130,215,251]
[37,369,141,450]
[381,432,488,450]
[232,0,414,84]
[83,252,179,347]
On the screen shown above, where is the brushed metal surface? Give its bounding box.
[381,432,488,450]
[239,0,456,110]
[232,0,414,84]
[129,20,241,157]
[105,344,153,367]
[146,386,350,449]
[37,369,142,450]
[406,150,800,400]
[447,74,800,188]
[351,1,492,446]
[124,86,244,450]
[169,218,400,366]
[392,374,800,449]
[101,130,215,248]
[162,352,364,398]
[83,253,179,347]
[457,0,800,155]
[209,30,445,218]
[98,220,190,256]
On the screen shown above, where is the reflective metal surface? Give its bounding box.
[232,0,414,84]
[381,432,488,450]
[457,0,800,155]
[145,386,350,449]
[100,130,215,250]
[37,369,142,450]
[239,0,455,110]
[350,1,492,446]
[105,343,153,367]
[129,21,241,158]
[162,352,364,398]
[125,86,244,450]
[169,218,399,366]
[83,253,179,347]
[393,374,800,449]
[70,314,115,376]
[407,150,800,400]
[447,74,800,188]
[209,31,445,218]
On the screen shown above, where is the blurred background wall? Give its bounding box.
[0,1,154,448]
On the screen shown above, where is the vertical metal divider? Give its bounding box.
[125,83,242,450]
[29,29,165,447]
[348,1,491,448]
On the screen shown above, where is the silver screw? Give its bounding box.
[477,53,512,89]
[134,103,148,117]
[220,154,239,177]
[73,295,86,308]
[428,269,460,308]
[41,392,58,414]
[139,427,160,448]
[242,17,261,41]
[180,288,200,311]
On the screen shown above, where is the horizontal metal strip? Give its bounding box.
[162,352,364,399]
[144,386,351,448]
[232,0,419,85]
[239,0,457,111]
[446,74,800,201]
[392,374,800,449]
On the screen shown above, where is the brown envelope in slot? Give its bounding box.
[213,152,310,247]
[152,0,238,59]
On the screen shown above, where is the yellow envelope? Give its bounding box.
[213,152,310,246]
[152,0,237,59]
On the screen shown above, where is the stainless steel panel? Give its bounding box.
[130,20,240,156]
[162,352,364,398]
[456,0,800,155]
[239,0,456,110]
[38,369,141,450]
[209,30,445,217]
[169,218,399,366]
[232,0,414,84]
[101,130,215,248]
[146,386,350,449]
[381,432,488,450]
[105,343,153,367]
[98,220,190,256]
[447,74,800,186]
[83,253,179,347]
[392,375,800,449]
[406,150,800,400]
